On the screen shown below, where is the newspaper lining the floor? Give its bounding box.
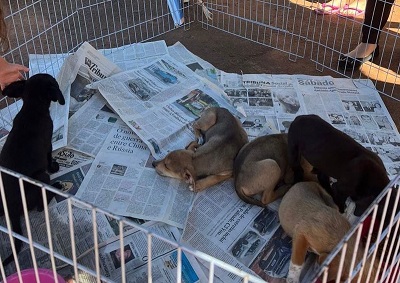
[1,39,400,283]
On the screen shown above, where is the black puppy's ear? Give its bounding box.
[2,80,26,98]
[49,86,65,105]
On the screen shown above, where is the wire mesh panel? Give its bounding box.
[195,0,309,58]
[3,0,193,70]
[196,0,399,99]
[1,0,400,282]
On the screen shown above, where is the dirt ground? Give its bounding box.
[156,0,400,129]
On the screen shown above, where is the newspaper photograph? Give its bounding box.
[89,55,242,158]
[74,123,195,228]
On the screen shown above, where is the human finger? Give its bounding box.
[18,72,25,80]
[12,63,29,73]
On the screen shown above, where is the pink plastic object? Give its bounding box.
[2,268,66,283]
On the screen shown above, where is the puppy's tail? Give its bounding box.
[2,211,23,267]
[235,185,266,207]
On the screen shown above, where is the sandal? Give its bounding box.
[338,6,365,18]
[314,3,347,15]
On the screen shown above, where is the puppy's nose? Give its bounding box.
[152,160,157,168]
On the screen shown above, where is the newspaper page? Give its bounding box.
[222,72,305,139]
[29,40,169,77]
[89,54,242,159]
[75,221,207,283]
[181,179,295,283]
[68,92,125,157]
[168,41,221,86]
[101,40,169,71]
[75,123,195,228]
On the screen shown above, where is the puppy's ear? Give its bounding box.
[49,86,65,105]
[2,80,26,98]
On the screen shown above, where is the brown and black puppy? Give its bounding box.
[287,114,389,216]
[234,133,316,207]
[279,181,378,283]
[0,73,65,266]
[153,107,248,192]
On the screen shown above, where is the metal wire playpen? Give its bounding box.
[1,0,400,282]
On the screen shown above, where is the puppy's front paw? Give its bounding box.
[48,161,60,173]
[286,262,302,283]
[189,185,195,192]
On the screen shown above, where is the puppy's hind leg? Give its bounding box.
[192,108,217,140]
[259,159,286,205]
[287,228,310,283]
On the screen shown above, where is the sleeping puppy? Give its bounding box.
[279,181,378,283]
[287,114,389,216]
[153,107,248,192]
[234,133,316,207]
[0,73,65,266]
[234,134,293,206]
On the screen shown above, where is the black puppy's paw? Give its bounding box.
[48,160,60,173]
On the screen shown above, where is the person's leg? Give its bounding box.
[344,0,394,58]
[362,0,394,43]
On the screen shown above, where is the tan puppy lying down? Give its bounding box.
[279,182,378,283]
[234,134,294,206]
[153,107,248,192]
[234,134,315,207]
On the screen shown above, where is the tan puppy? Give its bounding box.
[234,134,315,207]
[153,107,248,192]
[234,134,293,206]
[279,181,378,283]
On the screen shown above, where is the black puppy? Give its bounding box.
[287,114,389,216]
[0,73,65,266]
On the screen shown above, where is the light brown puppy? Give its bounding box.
[234,133,314,207]
[279,181,378,283]
[152,107,248,192]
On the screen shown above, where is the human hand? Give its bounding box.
[0,57,29,90]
